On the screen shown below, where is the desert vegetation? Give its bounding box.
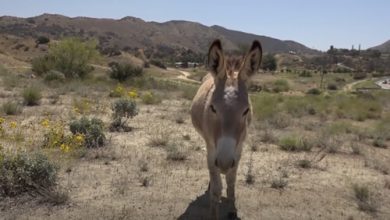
[0,35,389,220]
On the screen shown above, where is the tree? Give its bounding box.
[262,54,277,71]
[50,38,99,78]
[32,38,100,78]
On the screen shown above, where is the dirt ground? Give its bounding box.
[0,80,389,220]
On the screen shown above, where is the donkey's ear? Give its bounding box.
[240,40,262,81]
[208,39,225,78]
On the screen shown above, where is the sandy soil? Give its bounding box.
[0,80,389,220]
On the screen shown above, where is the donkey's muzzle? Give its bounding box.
[215,157,235,171]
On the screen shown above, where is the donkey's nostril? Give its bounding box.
[215,159,218,167]
[231,160,235,168]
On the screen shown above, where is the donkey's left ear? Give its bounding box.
[240,40,262,81]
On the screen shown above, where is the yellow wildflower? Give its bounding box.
[73,107,80,113]
[128,89,138,99]
[74,134,85,144]
[41,119,50,128]
[60,143,70,153]
[9,121,17,129]
[0,117,5,124]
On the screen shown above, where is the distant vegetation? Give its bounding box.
[109,62,143,82]
[262,54,277,71]
[32,38,99,78]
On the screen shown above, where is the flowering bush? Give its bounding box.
[69,117,105,148]
[41,119,85,153]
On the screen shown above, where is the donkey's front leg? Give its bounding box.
[226,166,238,219]
[208,161,222,219]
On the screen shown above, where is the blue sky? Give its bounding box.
[1,0,389,51]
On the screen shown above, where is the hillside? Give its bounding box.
[370,40,390,53]
[0,14,319,56]
[211,25,318,54]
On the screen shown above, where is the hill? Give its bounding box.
[370,40,390,53]
[0,14,319,58]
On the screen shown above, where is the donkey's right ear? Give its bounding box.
[208,39,225,78]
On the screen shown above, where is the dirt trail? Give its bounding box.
[342,79,368,91]
[168,68,201,84]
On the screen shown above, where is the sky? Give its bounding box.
[0,0,389,51]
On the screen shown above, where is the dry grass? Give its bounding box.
[352,184,378,213]
[1,61,390,219]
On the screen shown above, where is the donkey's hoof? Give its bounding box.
[228,211,238,219]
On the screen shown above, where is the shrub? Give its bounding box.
[44,70,65,82]
[271,177,288,189]
[0,150,58,197]
[72,98,91,114]
[69,117,106,148]
[278,135,312,152]
[352,184,377,213]
[32,38,99,78]
[49,38,98,78]
[42,120,85,153]
[109,62,143,82]
[110,98,138,132]
[166,144,187,161]
[109,84,126,97]
[141,91,161,105]
[36,36,50,45]
[262,54,277,71]
[299,70,312,77]
[327,83,338,90]
[272,79,289,93]
[297,159,312,169]
[112,98,138,119]
[373,138,387,149]
[32,55,55,76]
[150,59,167,69]
[353,72,367,80]
[148,127,170,147]
[306,88,321,95]
[2,101,22,115]
[22,86,42,106]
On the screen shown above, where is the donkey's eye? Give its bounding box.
[243,108,250,116]
[210,105,217,113]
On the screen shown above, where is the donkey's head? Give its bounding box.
[207,39,262,172]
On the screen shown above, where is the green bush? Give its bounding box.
[353,72,367,80]
[44,70,65,82]
[150,59,167,69]
[112,98,138,119]
[32,55,55,76]
[110,98,138,132]
[299,70,312,77]
[141,91,161,105]
[327,83,338,90]
[278,135,312,152]
[306,88,321,95]
[69,117,106,148]
[262,54,277,71]
[109,62,143,82]
[32,38,99,78]
[0,150,58,197]
[2,101,22,115]
[373,138,387,149]
[36,36,50,45]
[272,79,289,93]
[22,86,42,106]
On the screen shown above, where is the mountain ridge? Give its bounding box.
[0,13,320,55]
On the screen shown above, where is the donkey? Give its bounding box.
[191,39,262,219]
